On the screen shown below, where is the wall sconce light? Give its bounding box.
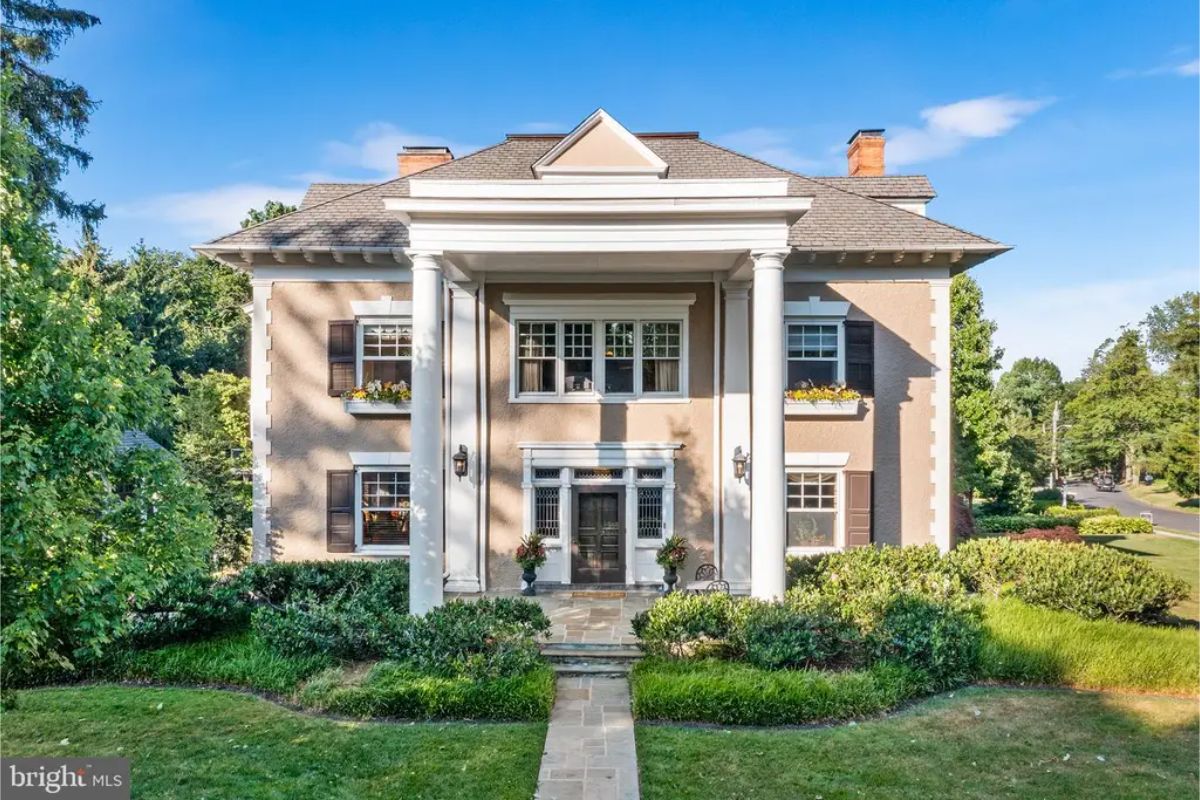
[452,445,469,480]
[732,446,748,482]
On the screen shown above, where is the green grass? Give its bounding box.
[0,685,545,800]
[1088,533,1200,621]
[981,598,1199,695]
[630,657,927,726]
[98,630,333,695]
[1128,480,1200,514]
[297,662,557,722]
[636,687,1199,800]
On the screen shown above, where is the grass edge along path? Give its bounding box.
[635,686,1199,800]
[1,685,547,800]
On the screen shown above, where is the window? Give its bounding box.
[512,317,687,400]
[637,487,664,538]
[786,472,837,548]
[604,322,636,394]
[517,322,558,393]
[786,323,840,388]
[534,487,560,538]
[360,469,410,546]
[563,322,594,393]
[641,322,681,393]
[361,322,412,386]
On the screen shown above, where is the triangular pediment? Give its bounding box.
[532,109,669,178]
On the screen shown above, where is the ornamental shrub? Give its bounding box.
[1032,488,1063,502]
[739,601,861,671]
[252,592,409,661]
[974,514,1081,533]
[1006,526,1084,544]
[632,591,742,657]
[950,538,1187,622]
[1078,515,1154,536]
[124,571,250,648]
[1031,502,1120,518]
[870,595,982,690]
[237,559,409,612]
[396,599,550,679]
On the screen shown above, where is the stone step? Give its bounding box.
[541,643,643,661]
[552,662,633,677]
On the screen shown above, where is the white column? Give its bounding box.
[721,282,752,592]
[409,252,445,614]
[445,282,481,592]
[750,252,787,599]
[249,278,273,563]
[929,277,953,552]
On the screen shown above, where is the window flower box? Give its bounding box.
[342,380,412,416]
[784,384,862,417]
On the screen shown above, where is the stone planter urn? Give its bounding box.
[662,564,678,594]
[521,567,538,596]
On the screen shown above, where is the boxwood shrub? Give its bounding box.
[1078,515,1155,536]
[950,538,1187,622]
[237,559,410,612]
[974,514,1082,533]
[297,662,556,721]
[124,571,250,648]
[630,657,926,725]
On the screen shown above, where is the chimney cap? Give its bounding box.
[401,145,453,155]
[847,128,885,145]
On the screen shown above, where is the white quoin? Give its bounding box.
[750,251,788,599]
[409,252,445,614]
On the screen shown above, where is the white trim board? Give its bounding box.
[784,296,851,317]
[409,177,791,199]
[350,451,411,466]
[785,452,850,468]
[351,297,413,316]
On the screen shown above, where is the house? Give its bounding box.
[194,109,1009,613]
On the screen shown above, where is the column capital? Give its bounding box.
[448,281,479,297]
[750,250,789,270]
[722,281,751,300]
[408,251,444,271]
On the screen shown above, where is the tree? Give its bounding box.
[174,372,252,568]
[950,274,1032,512]
[1143,291,1199,396]
[1158,420,1200,498]
[1,120,214,678]
[1065,330,1176,483]
[241,199,296,228]
[995,357,1063,424]
[0,0,102,223]
[100,246,251,379]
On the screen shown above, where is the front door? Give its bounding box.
[573,489,624,583]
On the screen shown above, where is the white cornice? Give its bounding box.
[383,196,810,221]
[407,178,790,199]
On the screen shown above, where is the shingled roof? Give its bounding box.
[202,134,1003,253]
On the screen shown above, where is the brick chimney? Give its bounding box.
[397,145,453,177]
[846,129,885,177]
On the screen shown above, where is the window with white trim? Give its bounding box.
[360,321,413,386]
[359,468,410,546]
[786,472,837,548]
[786,323,840,388]
[513,318,686,399]
[533,487,560,538]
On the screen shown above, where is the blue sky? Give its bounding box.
[54,0,1198,377]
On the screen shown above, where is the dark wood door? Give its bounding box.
[573,490,624,583]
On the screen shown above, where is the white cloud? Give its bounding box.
[888,95,1053,166]
[322,122,478,177]
[988,269,1195,379]
[113,182,306,241]
[1109,56,1200,79]
[714,127,825,171]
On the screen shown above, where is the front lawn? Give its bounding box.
[1088,533,1200,621]
[636,687,1199,800]
[0,685,546,800]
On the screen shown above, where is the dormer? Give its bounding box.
[531,109,669,180]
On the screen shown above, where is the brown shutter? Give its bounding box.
[844,321,874,396]
[328,321,356,396]
[327,470,355,552]
[846,470,873,547]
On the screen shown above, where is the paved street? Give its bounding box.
[1069,481,1200,534]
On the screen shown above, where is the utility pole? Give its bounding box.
[1051,400,1066,507]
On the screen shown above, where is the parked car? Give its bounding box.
[1097,476,1116,492]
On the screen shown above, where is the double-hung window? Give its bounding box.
[359,469,410,546]
[786,322,841,388]
[786,472,838,549]
[360,321,413,386]
[513,318,686,400]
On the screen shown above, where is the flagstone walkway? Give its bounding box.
[536,675,640,800]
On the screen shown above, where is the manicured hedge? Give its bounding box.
[974,514,1082,533]
[630,657,926,725]
[1078,515,1155,536]
[239,559,410,610]
[297,662,556,721]
[981,598,1199,695]
[950,538,1187,622]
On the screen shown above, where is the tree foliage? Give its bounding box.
[1143,291,1199,396]
[174,371,252,568]
[0,0,102,223]
[241,199,296,228]
[950,274,1032,512]
[0,120,214,678]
